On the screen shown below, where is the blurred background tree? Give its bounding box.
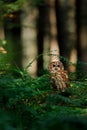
[0,0,87,77]
[56,0,77,72]
[76,0,87,73]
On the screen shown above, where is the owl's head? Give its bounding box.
[48,61,64,73]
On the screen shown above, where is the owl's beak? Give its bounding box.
[55,67,58,70]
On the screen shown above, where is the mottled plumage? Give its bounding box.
[48,61,70,92]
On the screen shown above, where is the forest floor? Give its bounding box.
[0,69,87,130]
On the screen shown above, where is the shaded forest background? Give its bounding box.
[0,0,87,77]
[1,1,87,130]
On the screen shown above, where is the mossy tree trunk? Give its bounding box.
[4,12,22,68]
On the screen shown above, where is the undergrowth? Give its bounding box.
[0,55,87,130]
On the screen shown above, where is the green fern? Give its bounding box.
[0,55,87,130]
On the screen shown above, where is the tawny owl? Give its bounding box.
[48,61,70,92]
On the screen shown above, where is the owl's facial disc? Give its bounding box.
[52,61,62,70]
[48,61,64,73]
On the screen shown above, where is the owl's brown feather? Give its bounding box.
[48,61,70,92]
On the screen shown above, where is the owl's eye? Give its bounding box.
[53,64,56,67]
[57,65,60,67]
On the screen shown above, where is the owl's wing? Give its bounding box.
[61,70,70,87]
[51,73,67,92]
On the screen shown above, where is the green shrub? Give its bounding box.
[0,56,87,130]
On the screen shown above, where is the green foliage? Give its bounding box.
[0,56,87,130]
[0,0,25,12]
[0,0,45,17]
[28,0,45,6]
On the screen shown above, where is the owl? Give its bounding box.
[48,61,70,92]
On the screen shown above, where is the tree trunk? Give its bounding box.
[56,0,77,71]
[4,12,22,68]
[76,0,87,73]
[21,3,38,77]
[37,3,50,75]
[0,21,7,54]
[48,0,60,62]
[0,22,5,40]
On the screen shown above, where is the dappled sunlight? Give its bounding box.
[26,60,37,77]
[50,41,60,61]
[21,2,38,77]
[69,49,77,72]
[43,36,50,69]
[0,46,7,54]
[49,0,60,62]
